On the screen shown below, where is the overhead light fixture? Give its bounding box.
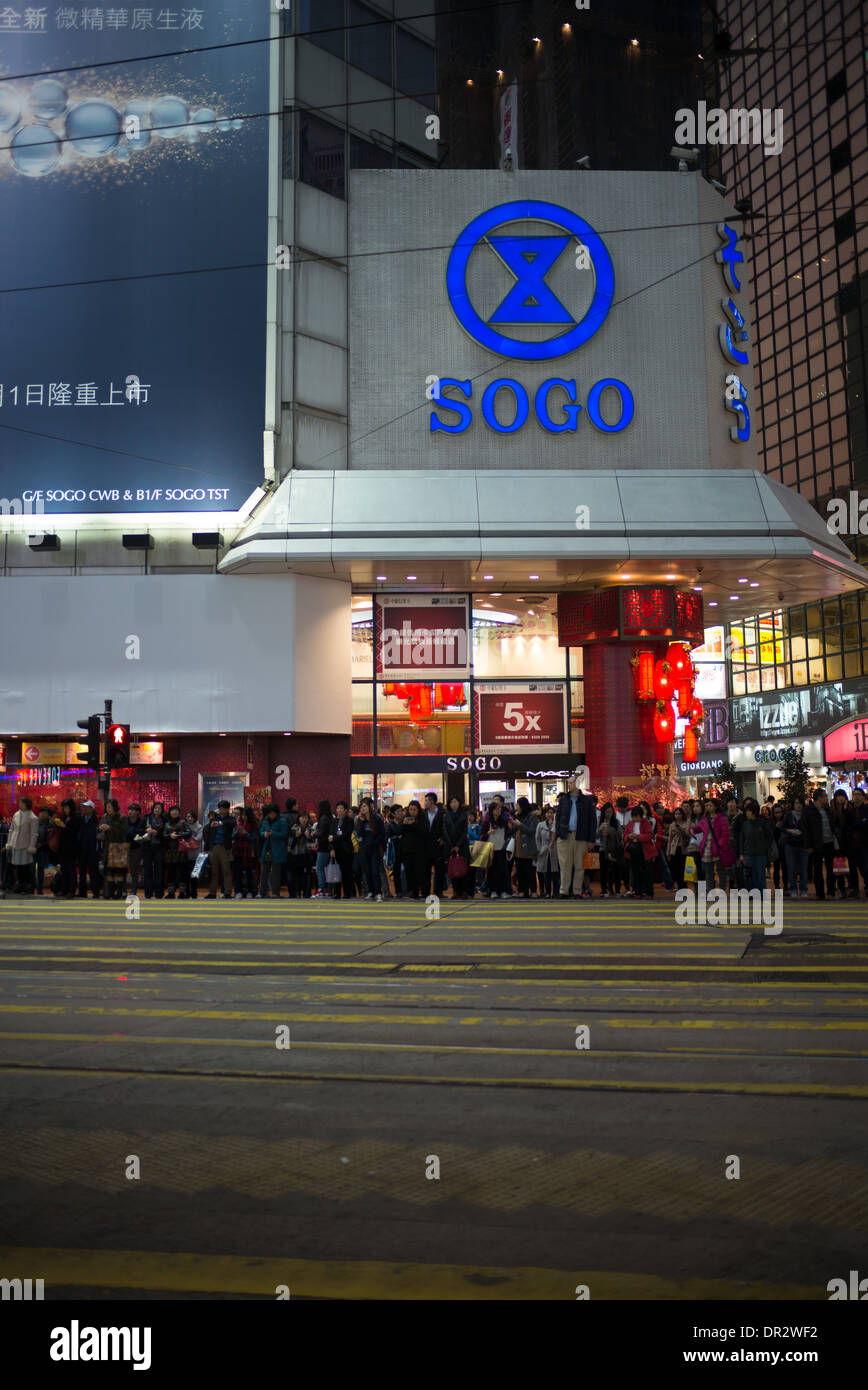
[465,78,474,86]
[28,533,60,551]
[738,577,748,583]
[630,37,639,47]
[483,574,494,580]
[528,573,539,580]
[376,574,387,581]
[192,531,222,549]
[531,37,541,45]
[562,23,571,34]
[495,68,504,77]
[730,595,738,600]
[406,574,417,580]
[664,573,676,580]
[693,586,703,592]
[749,581,759,587]
[122,533,154,550]
[709,601,718,607]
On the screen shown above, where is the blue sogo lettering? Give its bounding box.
[535,378,582,433]
[481,379,529,434]
[430,376,634,436]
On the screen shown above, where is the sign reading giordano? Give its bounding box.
[431,200,634,437]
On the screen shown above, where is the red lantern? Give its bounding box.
[688,696,704,727]
[653,701,675,743]
[383,682,395,696]
[631,650,655,701]
[393,682,409,701]
[653,659,673,701]
[666,643,691,679]
[676,680,694,717]
[443,682,464,706]
[683,725,699,762]
[417,684,432,718]
[433,684,447,709]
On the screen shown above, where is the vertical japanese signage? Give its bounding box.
[0,1,268,512]
[716,222,751,443]
[376,595,470,680]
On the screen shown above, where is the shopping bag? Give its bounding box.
[684,857,699,883]
[583,851,600,870]
[191,851,209,879]
[470,840,493,870]
[505,837,516,858]
[833,855,849,875]
[325,861,342,884]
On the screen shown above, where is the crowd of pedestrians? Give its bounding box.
[1,781,866,902]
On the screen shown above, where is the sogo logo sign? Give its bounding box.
[432,200,634,436]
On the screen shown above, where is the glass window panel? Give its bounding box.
[824,626,842,653]
[825,656,843,680]
[299,113,345,198]
[805,602,822,629]
[350,135,393,169]
[298,0,345,59]
[471,595,565,678]
[808,657,825,682]
[842,622,860,649]
[349,1,392,85]
[844,651,863,678]
[396,26,435,100]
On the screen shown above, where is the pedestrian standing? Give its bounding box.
[259,804,289,898]
[513,796,541,897]
[399,801,428,899]
[7,797,38,894]
[554,776,596,899]
[76,800,102,899]
[204,800,235,900]
[99,798,129,899]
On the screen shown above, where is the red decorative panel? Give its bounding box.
[557,589,620,644]
[674,589,705,642]
[621,587,673,637]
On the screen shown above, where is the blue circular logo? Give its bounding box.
[445,199,615,361]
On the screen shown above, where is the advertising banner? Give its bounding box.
[730,677,868,743]
[498,81,519,170]
[674,700,729,777]
[474,681,567,754]
[376,595,470,680]
[199,771,249,821]
[0,2,268,513]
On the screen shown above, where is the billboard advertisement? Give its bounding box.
[474,681,567,754]
[375,594,470,679]
[730,677,868,743]
[0,2,268,513]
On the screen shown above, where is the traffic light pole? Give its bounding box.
[100,698,112,810]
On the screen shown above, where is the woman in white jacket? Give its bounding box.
[7,797,39,894]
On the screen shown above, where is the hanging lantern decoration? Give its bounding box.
[393,682,409,701]
[433,683,447,709]
[653,700,675,743]
[443,682,465,706]
[688,696,704,728]
[666,642,692,680]
[653,659,673,702]
[683,725,699,763]
[676,680,694,717]
[383,682,396,697]
[417,683,432,718]
[630,650,655,701]
[408,690,423,721]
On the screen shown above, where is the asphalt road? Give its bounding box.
[1,894,867,1300]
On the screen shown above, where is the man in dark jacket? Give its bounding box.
[804,789,836,900]
[555,775,597,898]
[423,792,447,896]
[203,800,235,899]
[76,800,101,898]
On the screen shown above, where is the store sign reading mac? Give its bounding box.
[433,200,634,436]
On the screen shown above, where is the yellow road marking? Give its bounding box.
[0,1246,823,1300]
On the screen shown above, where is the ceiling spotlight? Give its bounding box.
[528,574,539,580]
[483,574,494,579]
[465,78,474,86]
[406,574,417,580]
[376,574,387,581]
[531,36,541,45]
[630,38,639,47]
[495,68,504,77]
[562,23,571,35]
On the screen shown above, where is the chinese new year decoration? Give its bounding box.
[632,641,703,759]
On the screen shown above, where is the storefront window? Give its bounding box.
[351,598,373,678]
[376,681,470,757]
[351,683,373,755]
[472,595,566,678]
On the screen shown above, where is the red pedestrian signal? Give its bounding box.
[106,724,131,769]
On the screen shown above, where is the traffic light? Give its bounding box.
[76,715,101,772]
[106,723,131,769]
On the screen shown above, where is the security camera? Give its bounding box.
[575,155,591,169]
[670,145,699,163]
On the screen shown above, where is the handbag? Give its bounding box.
[833,855,849,875]
[684,857,699,883]
[583,851,600,870]
[47,826,62,855]
[325,861,342,884]
[447,850,468,879]
[470,840,493,870]
[106,842,130,869]
[505,836,516,857]
[178,837,200,854]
